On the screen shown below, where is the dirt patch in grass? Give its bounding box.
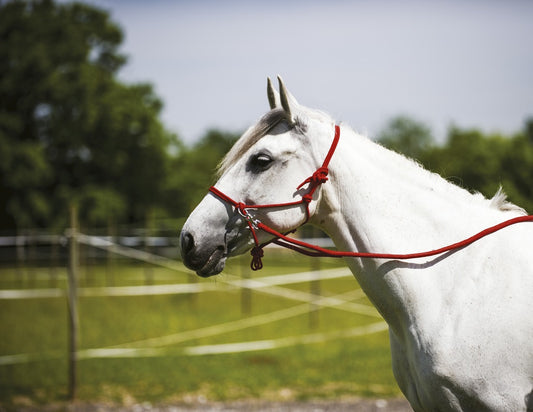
[3,397,412,412]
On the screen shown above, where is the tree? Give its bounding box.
[525,117,533,144]
[377,115,434,159]
[423,125,533,213]
[0,0,179,229]
[164,129,239,216]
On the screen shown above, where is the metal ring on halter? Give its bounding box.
[238,207,260,230]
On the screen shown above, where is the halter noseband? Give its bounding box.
[209,124,341,270]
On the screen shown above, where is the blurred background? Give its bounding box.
[1,0,532,408]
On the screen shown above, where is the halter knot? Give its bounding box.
[250,246,264,271]
[298,167,329,190]
[236,202,248,216]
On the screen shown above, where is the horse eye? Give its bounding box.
[249,153,274,172]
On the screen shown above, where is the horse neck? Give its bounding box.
[313,125,506,331]
[317,126,488,248]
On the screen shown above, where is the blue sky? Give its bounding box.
[81,0,533,144]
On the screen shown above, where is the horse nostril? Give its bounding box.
[180,231,195,256]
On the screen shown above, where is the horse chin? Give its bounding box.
[196,249,227,278]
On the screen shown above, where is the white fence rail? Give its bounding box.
[0,211,383,401]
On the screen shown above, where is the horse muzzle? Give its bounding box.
[179,230,227,277]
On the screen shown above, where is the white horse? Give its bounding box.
[180,77,533,411]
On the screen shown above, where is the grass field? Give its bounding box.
[0,250,401,407]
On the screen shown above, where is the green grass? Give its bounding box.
[0,253,401,407]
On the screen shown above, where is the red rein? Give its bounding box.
[209,125,533,270]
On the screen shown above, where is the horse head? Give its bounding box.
[180,77,336,277]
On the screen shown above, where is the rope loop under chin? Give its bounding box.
[250,246,264,270]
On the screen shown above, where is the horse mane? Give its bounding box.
[217,109,288,176]
[217,108,307,177]
[489,187,527,214]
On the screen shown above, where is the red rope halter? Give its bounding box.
[209,124,533,270]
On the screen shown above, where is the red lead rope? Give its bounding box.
[258,215,533,260]
[209,125,533,270]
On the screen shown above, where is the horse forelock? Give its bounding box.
[217,108,305,176]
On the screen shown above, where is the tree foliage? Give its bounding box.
[379,118,533,213]
[1,0,531,231]
[0,0,178,229]
[164,130,238,215]
[377,115,433,159]
[422,126,533,213]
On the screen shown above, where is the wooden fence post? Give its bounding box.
[15,231,25,287]
[49,234,59,288]
[309,228,321,329]
[144,210,154,285]
[67,204,79,401]
[106,218,116,286]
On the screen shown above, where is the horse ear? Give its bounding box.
[267,77,280,109]
[277,75,297,124]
